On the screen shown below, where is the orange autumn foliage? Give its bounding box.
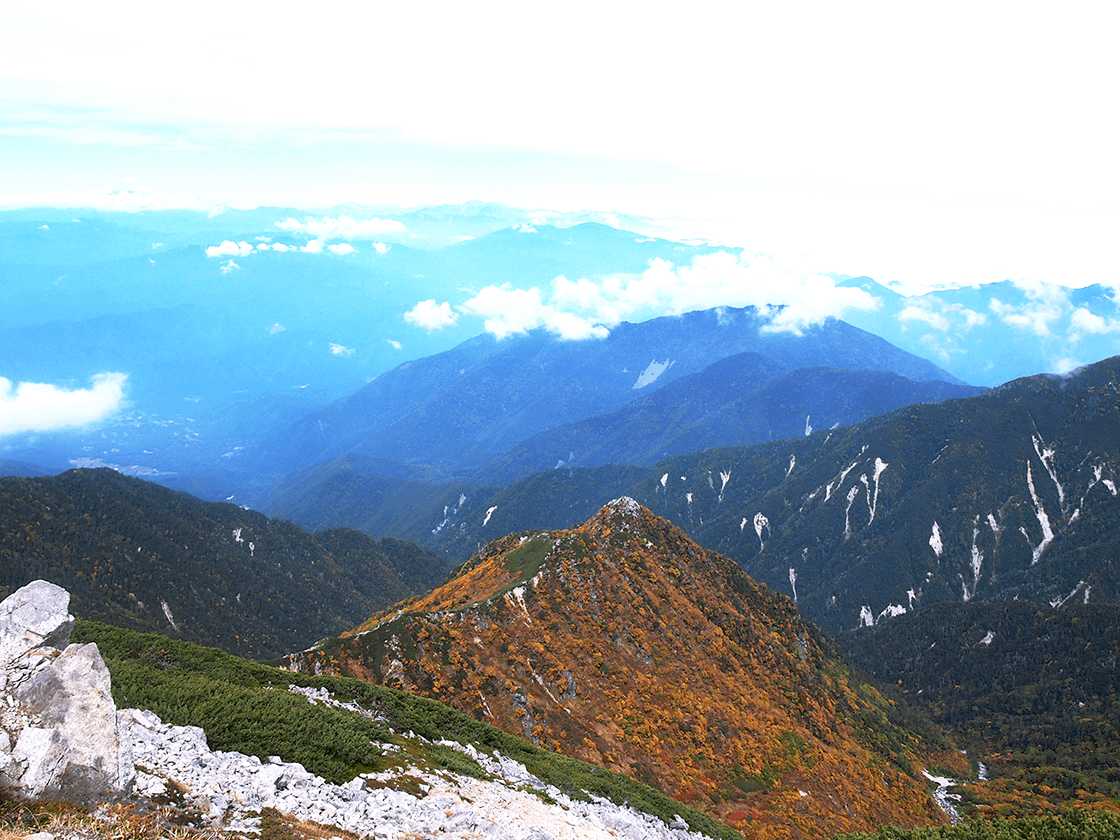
[295,499,948,839]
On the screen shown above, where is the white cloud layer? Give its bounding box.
[276,215,406,240]
[404,300,458,331]
[412,252,881,342]
[459,286,610,340]
[205,240,253,258]
[989,279,1074,337]
[0,372,128,437]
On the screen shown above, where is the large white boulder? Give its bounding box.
[0,579,74,674]
[0,580,134,804]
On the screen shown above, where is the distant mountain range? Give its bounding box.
[0,468,449,658]
[7,202,1120,509]
[0,210,724,495]
[838,276,1120,387]
[483,353,982,484]
[263,356,1120,640]
[248,304,967,482]
[289,497,946,836]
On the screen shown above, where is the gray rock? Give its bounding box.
[0,582,133,804]
[0,581,74,670]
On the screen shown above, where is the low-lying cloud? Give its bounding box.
[205,240,253,258]
[405,251,880,341]
[404,299,459,331]
[0,372,128,437]
[989,279,1074,337]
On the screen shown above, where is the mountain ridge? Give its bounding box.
[288,497,947,837]
[0,468,450,658]
[249,304,967,485]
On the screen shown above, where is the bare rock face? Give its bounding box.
[0,579,74,674]
[0,580,133,804]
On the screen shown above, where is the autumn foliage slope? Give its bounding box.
[289,498,947,839]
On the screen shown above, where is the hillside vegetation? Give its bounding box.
[72,618,739,840]
[289,498,949,839]
[0,469,449,658]
[842,601,1120,816]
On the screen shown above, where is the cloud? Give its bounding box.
[1069,306,1120,338]
[275,215,406,240]
[269,323,286,334]
[386,339,402,350]
[219,259,239,274]
[898,300,987,333]
[0,372,128,437]
[404,299,459,331]
[330,343,355,357]
[1051,356,1086,375]
[459,285,609,340]
[413,251,881,342]
[554,251,879,336]
[327,242,356,255]
[300,239,324,254]
[990,279,1072,336]
[205,240,253,258]
[899,305,951,332]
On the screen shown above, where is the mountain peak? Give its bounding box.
[583,495,649,532]
[298,505,945,836]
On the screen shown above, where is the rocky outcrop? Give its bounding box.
[0,580,133,804]
[124,706,709,839]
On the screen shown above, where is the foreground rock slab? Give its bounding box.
[0,580,133,804]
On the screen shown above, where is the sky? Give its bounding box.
[2,1,1117,296]
[2,2,1120,437]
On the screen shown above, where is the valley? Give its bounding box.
[3,204,1120,839]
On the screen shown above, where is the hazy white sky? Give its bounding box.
[1,1,1117,291]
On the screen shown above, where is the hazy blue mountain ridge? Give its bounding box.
[250,305,964,482]
[482,352,984,483]
[839,275,1120,387]
[0,213,724,498]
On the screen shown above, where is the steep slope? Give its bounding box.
[633,355,1120,635]
[0,468,449,658]
[288,498,947,838]
[250,305,964,481]
[267,356,1120,642]
[841,600,1120,815]
[483,353,983,483]
[76,617,739,840]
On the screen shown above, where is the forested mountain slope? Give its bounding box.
[264,357,1120,641]
[482,353,983,483]
[841,600,1120,814]
[0,468,449,658]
